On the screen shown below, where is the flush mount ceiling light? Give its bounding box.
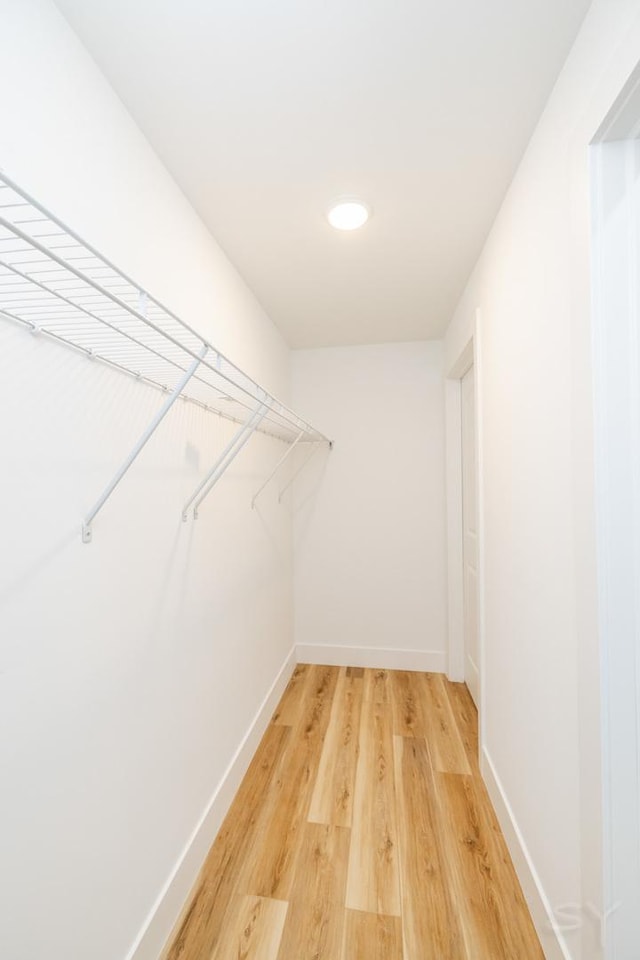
[327,197,371,231]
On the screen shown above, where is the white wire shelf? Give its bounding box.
[0,172,327,443]
[0,171,330,540]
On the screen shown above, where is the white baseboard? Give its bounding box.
[124,644,297,960]
[481,747,573,960]
[296,643,446,673]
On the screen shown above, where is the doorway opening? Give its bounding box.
[461,363,479,706]
[445,314,484,729]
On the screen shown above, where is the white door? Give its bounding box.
[461,366,479,706]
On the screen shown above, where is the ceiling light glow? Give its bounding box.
[327,198,371,231]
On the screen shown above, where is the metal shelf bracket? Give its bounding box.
[277,439,324,504]
[251,429,306,509]
[0,171,331,540]
[182,400,270,522]
[82,345,208,542]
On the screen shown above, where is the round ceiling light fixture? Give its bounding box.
[327,197,371,231]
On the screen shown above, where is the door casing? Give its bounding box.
[445,311,485,748]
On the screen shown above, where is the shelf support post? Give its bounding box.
[182,401,270,521]
[251,429,306,509]
[277,440,324,503]
[82,345,208,543]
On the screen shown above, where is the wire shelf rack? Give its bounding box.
[0,171,330,540]
[0,171,327,444]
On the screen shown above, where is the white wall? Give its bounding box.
[292,341,447,671]
[443,2,640,958]
[0,2,296,959]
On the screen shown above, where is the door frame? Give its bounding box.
[445,309,486,748]
[590,64,640,958]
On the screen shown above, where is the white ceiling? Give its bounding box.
[55,0,589,348]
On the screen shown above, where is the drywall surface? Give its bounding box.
[444,2,640,958]
[0,2,295,959]
[292,342,447,669]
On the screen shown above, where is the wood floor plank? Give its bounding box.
[422,673,472,774]
[289,822,350,906]
[241,741,314,901]
[436,771,544,959]
[342,910,403,960]
[277,900,343,960]
[163,668,543,960]
[276,823,350,960]
[345,699,401,916]
[272,663,310,726]
[346,666,364,678]
[210,896,288,960]
[393,735,466,959]
[363,668,391,703]
[445,681,479,769]
[294,664,340,747]
[243,665,339,900]
[390,670,428,737]
[308,667,363,827]
[161,723,291,960]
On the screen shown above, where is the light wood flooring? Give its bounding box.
[162,665,544,960]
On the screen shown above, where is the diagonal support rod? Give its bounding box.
[193,404,269,519]
[277,440,324,503]
[182,402,264,521]
[251,429,305,509]
[82,345,208,543]
[182,401,269,521]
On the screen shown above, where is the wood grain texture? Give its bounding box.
[241,745,313,900]
[272,663,310,725]
[422,672,472,774]
[445,680,479,769]
[342,910,403,960]
[294,664,340,747]
[243,665,338,900]
[437,772,544,959]
[390,670,428,737]
[162,667,543,960]
[308,667,362,827]
[161,723,291,960]
[394,735,466,958]
[210,896,288,960]
[345,699,401,916]
[289,822,350,906]
[276,823,349,960]
[363,668,391,703]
